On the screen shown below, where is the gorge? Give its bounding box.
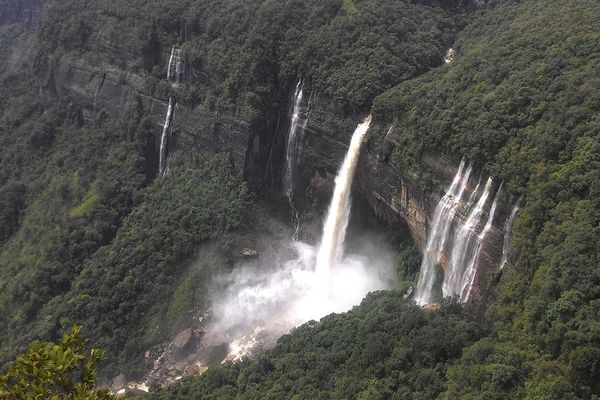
[1,1,599,399]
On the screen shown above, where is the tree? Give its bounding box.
[0,327,118,400]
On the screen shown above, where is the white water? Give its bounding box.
[167,46,182,84]
[499,199,521,270]
[459,183,502,302]
[213,238,393,360]
[415,158,510,305]
[283,79,308,199]
[207,115,392,361]
[414,159,471,305]
[167,47,175,81]
[444,177,493,298]
[467,174,482,205]
[444,48,455,64]
[159,98,175,176]
[283,79,309,241]
[315,115,372,299]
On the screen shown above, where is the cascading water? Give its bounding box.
[315,115,372,299]
[167,46,183,84]
[499,199,521,269]
[203,114,389,362]
[467,174,482,205]
[159,97,175,176]
[459,183,502,302]
[283,79,308,199]
[415,157,511,305]
[282,79,309,241]
[443,177,493,298]
[414,160,472,305]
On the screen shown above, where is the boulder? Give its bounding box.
[173,328,192,349]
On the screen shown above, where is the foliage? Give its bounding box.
[0,0,599,398]
[0,326,118,400]
[58,154,252,374]
[147,292,481,400]
[371,0,600,398]
[36,0,465,124]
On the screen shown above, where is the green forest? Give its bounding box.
[1,0,599,399]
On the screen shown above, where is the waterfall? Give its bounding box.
[458,183,502,302]
[467,174,482,205]
[283,79,309,241]
[414,159,472,305]
[415,159,509,306]
[167,47,175,81]
[159,97,175,176]
[443,178,493,299]
[315,115,371,298]
[167,46,182,84]
[283,79,308,200]
[444,48,455,64]
[499,199,521,270]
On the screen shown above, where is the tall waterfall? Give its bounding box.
[443,178,494,299]
[167,46,183,84]
[159,97,175,176]
[415,159,507,305]
[499,199,521,269]
[283,79,308,200]
[414,159,471,305]
[315,115,371,298]
[455,183,502,302]
[283,79,309,241]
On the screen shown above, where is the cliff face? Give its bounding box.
[52,58,252,170]
[51,56,506,304]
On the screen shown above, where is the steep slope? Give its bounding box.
[148,293,481,400]
[146,0,600,398]
[0,0,467,379]
[371,1,600,397]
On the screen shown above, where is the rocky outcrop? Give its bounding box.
[51,58,252,170]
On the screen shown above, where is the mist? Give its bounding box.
[206,235,396,360]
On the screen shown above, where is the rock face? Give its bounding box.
[51,58,252,171]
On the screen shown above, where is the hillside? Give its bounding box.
[0,0,599,399]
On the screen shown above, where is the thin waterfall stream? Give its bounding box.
[499,198,521,270]
[283,79,309,241]
[158,97,175,176]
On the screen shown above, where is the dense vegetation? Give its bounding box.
[148,293,481,400]
[38,0,465,122]
[0,327,118,399]
[1,0,599,399]
[369,0,600,398]
[0,0,463,378]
